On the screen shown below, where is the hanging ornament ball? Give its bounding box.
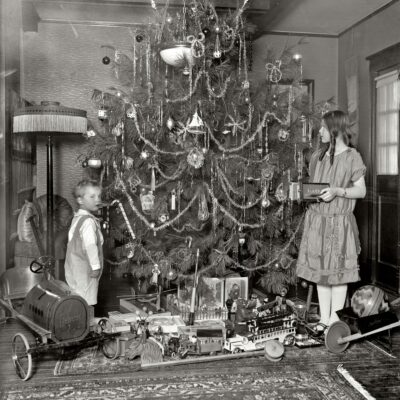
[150,222,155,229]
[140,150,149,159]
[256,147,263,155]
[82,160,88,168]
[102,56,110,65]
[244,96,251,105]
[166,16,173,24]
[278,128,290,142]
[215,26,221,33]
[136,34,144,43]
[239,237,246,245]
[261,198,271,208]
[166,116,175,130]
[301,280,309,289]
[202,27,210,36]
[292,53,303,62]
[182,66,190,76]
[213,50,222,59]
[150,126,157,134]
[201,147,208,154]
[274,262,281,270]
[166,268,178,281]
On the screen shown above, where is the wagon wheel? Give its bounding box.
[97,318,120,360]
[101,336,120,360]
[12,333,33,381]
[325,321,351,354]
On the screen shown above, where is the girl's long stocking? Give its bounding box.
[317,284,332,326]
[330,284,348,324]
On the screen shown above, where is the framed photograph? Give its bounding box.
[198,277,224,310]
[277,79,314,112]
[225,277,249,301]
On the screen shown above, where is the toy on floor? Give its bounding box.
[325,285,400,354]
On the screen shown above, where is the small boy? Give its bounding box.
[65,179,103,313]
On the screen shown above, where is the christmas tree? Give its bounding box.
[82,0,328,299]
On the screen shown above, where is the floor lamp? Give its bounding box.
[13,101,87,266]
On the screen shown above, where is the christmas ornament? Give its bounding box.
[187,33,205,58]
[112,121,124,137]
[261,198,270,208]
[265,60,282,83]
[88,129,97,139]
[301,280,308,289]
[256,147,263,155]
[275,183,287,202]
[278,128,290,142]
[261,165,274,180]
[87,158,102,168]
[140,190,155,213]
[136,34,144,42]
[166,116,175,130]
[158,212,169,223]
[125,242,135,259]
[222,128,231,135]
[187,109,205,134]
[102,56,110,65]
[213,49,222,59]
[202,27,210,36]
[187,147,204,169]
[215,26,221,33]
[126,104,137,119]
[182,66,190,76]
[213,33,221,59]
[98,106,109,121]
[170,189,176,211]
[140,150,149,159]
[241,80,250,90]
[198,191,209,221]
[166,15,173,24]
[122,156,134,170]
[166,268,177,281]
[150,264,160,285]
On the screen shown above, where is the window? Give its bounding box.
[375,70,400,175]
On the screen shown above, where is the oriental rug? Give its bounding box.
[1,369,368,400]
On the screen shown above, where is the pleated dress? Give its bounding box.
[296,148,366,285]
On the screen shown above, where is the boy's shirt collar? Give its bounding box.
[75,209,100,221]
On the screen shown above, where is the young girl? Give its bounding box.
[296,110,366,331]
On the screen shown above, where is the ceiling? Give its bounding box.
[258,0,395,36]
[26,0,396,37]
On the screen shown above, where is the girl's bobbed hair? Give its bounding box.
[319,110,353,165]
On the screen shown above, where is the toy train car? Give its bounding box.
[178,328,225,357]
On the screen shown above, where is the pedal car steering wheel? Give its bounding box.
[29,256,55,274]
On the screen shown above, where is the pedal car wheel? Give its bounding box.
[102,337,120,360]
[325,321,351,354]
[12,333,33,381]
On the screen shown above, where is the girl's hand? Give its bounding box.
[319,187,338,202]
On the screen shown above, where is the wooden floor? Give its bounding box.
[1,272,400,399]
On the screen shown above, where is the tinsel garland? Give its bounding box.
[204,183,265,229]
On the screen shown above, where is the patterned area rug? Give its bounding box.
[2,369,366,400]
[53,341,389,377]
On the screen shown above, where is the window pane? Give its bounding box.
[388,145,398,175]
[387,112,399,143]
[377,86,386,112]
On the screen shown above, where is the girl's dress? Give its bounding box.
[296,148,366,285]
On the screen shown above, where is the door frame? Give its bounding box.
[367,42,400,294]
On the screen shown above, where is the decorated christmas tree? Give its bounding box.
[82,0,329,299]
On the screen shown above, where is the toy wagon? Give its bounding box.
[325,285,400,354]
[0,258,122,380]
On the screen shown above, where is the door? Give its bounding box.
[373,70,400,294]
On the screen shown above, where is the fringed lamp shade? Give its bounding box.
[13,101,87,135]
[12,101,87,265]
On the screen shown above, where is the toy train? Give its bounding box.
[176,328,225,357]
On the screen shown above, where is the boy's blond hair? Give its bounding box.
[73,179,101,200]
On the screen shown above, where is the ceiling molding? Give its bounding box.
[259,30,338,39]
[339,0,399,36]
